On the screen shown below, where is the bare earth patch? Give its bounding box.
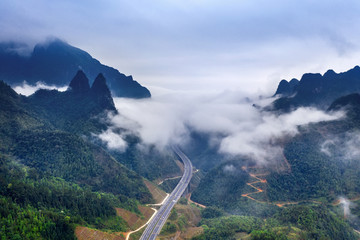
[75,226,125,240]
[116,206,155,230]
[182,227,204,239]
[158,203,202,240]
[143,179,168,203]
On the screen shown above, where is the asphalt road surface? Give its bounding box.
[139,146,193,240]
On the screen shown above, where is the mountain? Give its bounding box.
[271,66,360,111]
[0,39,151,98]
[274,78,299,96]
[26,70,116,134]
[68,70,91,93]
[265,95,360,209]
[0,72,151,200]
[190,91,360,239]
[194,91,360,204]
[0,73,154,238]
[328,93,360,113]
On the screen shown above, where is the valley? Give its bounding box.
[2,37,360,240]
[140,146,193,240]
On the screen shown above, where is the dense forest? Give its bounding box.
[267,93,360,202]
[191,204,357,240]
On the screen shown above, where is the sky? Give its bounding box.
[2,0,360,94]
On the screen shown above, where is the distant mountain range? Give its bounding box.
[0,39,151,98]
[271,66,360,111]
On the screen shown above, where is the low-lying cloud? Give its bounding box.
[97,129,128,151]
[321,131,360,160]
[13,81,67,96]
[339,197,353,218]
[13,81,343,165]
[223,164,237,174]
[220,107,343,164]
[338,196,358,224]
[99,89,343,165]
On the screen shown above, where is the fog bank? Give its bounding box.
[99,89,342,164]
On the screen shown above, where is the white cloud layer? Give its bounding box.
[11,80,343,164]
[321,131,360,160]
[97,129,127,151]
[220,107,343,164]
[13,81,67,96]
[339,197,353,218]
[99,90,343,164]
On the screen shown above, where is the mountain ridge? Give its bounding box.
[26,70,116,134]
[272,65,360,111]
[0,39,151,98]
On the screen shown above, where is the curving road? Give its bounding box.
[139,146,193,240]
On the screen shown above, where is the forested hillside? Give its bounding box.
[189,67,360,239]
[192,93,360,201]
[193,205,357,240]
[268,93,360,202]
[0,72,154,239]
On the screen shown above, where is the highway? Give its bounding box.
[139,146,193,240]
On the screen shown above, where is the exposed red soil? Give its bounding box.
[241,167,269,204]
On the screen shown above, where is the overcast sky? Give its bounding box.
[1,0,360,95]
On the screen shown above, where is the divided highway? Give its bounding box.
[139,146,193,240]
